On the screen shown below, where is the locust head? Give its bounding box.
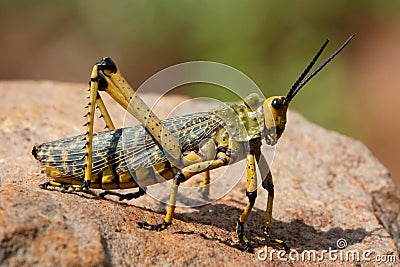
[262,35,355,146]
[262,96,289,145]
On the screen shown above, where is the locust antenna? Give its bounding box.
[286,34,355,103]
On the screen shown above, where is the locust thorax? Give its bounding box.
[262,96,289,145]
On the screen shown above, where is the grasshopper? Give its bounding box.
[32,35,354,252]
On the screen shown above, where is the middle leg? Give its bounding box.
[257,153,290,250]
[198,170,211,198]
[138,150,231,231]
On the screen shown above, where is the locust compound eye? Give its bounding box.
[271,98,282,110]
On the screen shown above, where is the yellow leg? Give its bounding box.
[138,150,231,231]
[164,178,179,224]
[257,153,290,250]
[96,93,115,130]
[198,170,211,197]
[39,83,117,193]
[80,57,182,191]
[263,170,274,232]
[137,173,181,231]
[82,65,100,190]
[236,153,258,252]
[94,92,117,192]
[39,181,84,192]
[96,58,182,165]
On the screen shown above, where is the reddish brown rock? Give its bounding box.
[0,81,399,266]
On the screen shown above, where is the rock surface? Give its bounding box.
[0,81,399,266]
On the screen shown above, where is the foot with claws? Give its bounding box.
[137,221,171,231]
[262,226,290,251]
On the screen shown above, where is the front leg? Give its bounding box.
[236,153,258,252]
[257,153,290,250]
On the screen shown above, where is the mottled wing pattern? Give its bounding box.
[33,112,222,178]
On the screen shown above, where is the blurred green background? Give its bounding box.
[0,1,399,189]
